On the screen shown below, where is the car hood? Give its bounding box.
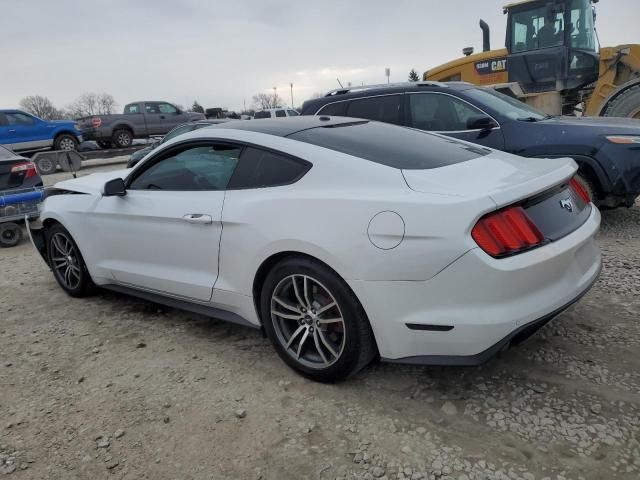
[53,169,130,195]
[534,115,640,134]
[402,151,577,207]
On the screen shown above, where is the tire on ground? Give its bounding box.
[112,129,133,148]
[604,84,640,119]
[0,223,22,248]
[260,256,377,383]
[45,223,96,297]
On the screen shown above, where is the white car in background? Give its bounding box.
[253,107,299,119]
[28,117,601,382]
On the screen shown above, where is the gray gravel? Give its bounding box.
[0,163,637,479]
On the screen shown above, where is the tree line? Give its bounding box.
[19,93,118,120]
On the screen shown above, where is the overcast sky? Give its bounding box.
[3,0,639,113]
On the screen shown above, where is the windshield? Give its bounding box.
[569,0,596,51]
[465,88,548,121]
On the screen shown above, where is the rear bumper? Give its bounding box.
[349,206,602,363]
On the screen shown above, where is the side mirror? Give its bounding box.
[103,177,126,197]
[467,115,498,131]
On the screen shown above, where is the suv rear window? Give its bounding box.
[288,121,490,170]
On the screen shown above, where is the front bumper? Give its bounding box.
[349,206,602,364]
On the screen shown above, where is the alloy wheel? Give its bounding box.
[50,232,82,289]
[118,133,131,146]
[270,274,346,369]
[59,137,75,150]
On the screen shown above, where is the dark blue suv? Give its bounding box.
[301,82,640,208]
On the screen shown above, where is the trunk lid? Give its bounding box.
[401,151,577,208]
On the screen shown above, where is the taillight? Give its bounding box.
[11,162,38,179]
[472,206,544,258]
[91,117,102,128]
[569,177,591,204]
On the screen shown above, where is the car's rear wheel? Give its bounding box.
[112,129,133,148]
[0,223,22,248]
[261,257,377,382]
[46,224,95,297]
[574,172,596,204]
[54,133,78,151]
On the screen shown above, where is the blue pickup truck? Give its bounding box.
[0,110,83,154]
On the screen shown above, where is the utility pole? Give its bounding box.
[273,86,277,107]
[290,83,294,109]
[385,67,390,84]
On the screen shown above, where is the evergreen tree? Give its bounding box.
[191,100,205,113]
[408,69,420,82]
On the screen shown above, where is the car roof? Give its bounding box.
[208,116,365,137]
[302,81,475,111]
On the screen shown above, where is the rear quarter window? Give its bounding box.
[254,111,271,119]
[288,121,490,170]
[228,147,311,189]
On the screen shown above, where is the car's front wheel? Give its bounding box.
[46,223,95,297]
[261,257,377,382]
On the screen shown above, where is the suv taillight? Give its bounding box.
[11,161,38,179]
[569,177,591,204]
[91,117,102,128]
[472,206,544,258]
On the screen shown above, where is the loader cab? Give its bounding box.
[505,0,599,93]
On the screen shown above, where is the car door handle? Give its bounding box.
[160,115,165,119]
[183,214,212,224]
[8,129,16,133]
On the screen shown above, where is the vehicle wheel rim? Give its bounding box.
[270,274,346,369]
[118,133,131,146]
[50,233,82,289]
[39,158,53,172]
[630,106,640,120]
[2,229,16,241]
[59,138,75,150]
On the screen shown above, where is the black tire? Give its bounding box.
[112,129,133,148]
[574,172,597,203]
[604,84,640,119]
[45,223,95,297]
[54,133,78,151]
[97,140,113,149]
[35,155,57,175]
[0,223,22,248]
[260,256,377,382]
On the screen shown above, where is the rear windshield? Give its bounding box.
[0,145,16,160]
[288,121,490,169]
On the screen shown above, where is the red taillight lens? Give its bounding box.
[91,117,102,128]
[11,161,38,179]
[472,206,544,258]
[569,177,591,204]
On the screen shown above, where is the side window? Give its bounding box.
[275,110,286,118]
[254,111,271,119]
[125,104,140,114]
[0,113,8,126]
[145,103,160,114]
[7,113,35,126]
[286,110,299,116]
[409,94,484,132]
[346,95,402,124]
[158,103,178,114]
[317,102,347,116]
[228,147,310,189]
[129,143,241,191]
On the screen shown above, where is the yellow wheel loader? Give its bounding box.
[424,0,640,118]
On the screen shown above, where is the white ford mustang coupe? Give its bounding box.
[28,116,601,382]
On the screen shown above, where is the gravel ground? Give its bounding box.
[0,161,638,479]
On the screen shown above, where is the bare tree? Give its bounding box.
[66,93,118,118]
[252,91,285,110]
[191,100,205,114]
[19,95,64,120]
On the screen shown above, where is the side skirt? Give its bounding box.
[102,284,259,330]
